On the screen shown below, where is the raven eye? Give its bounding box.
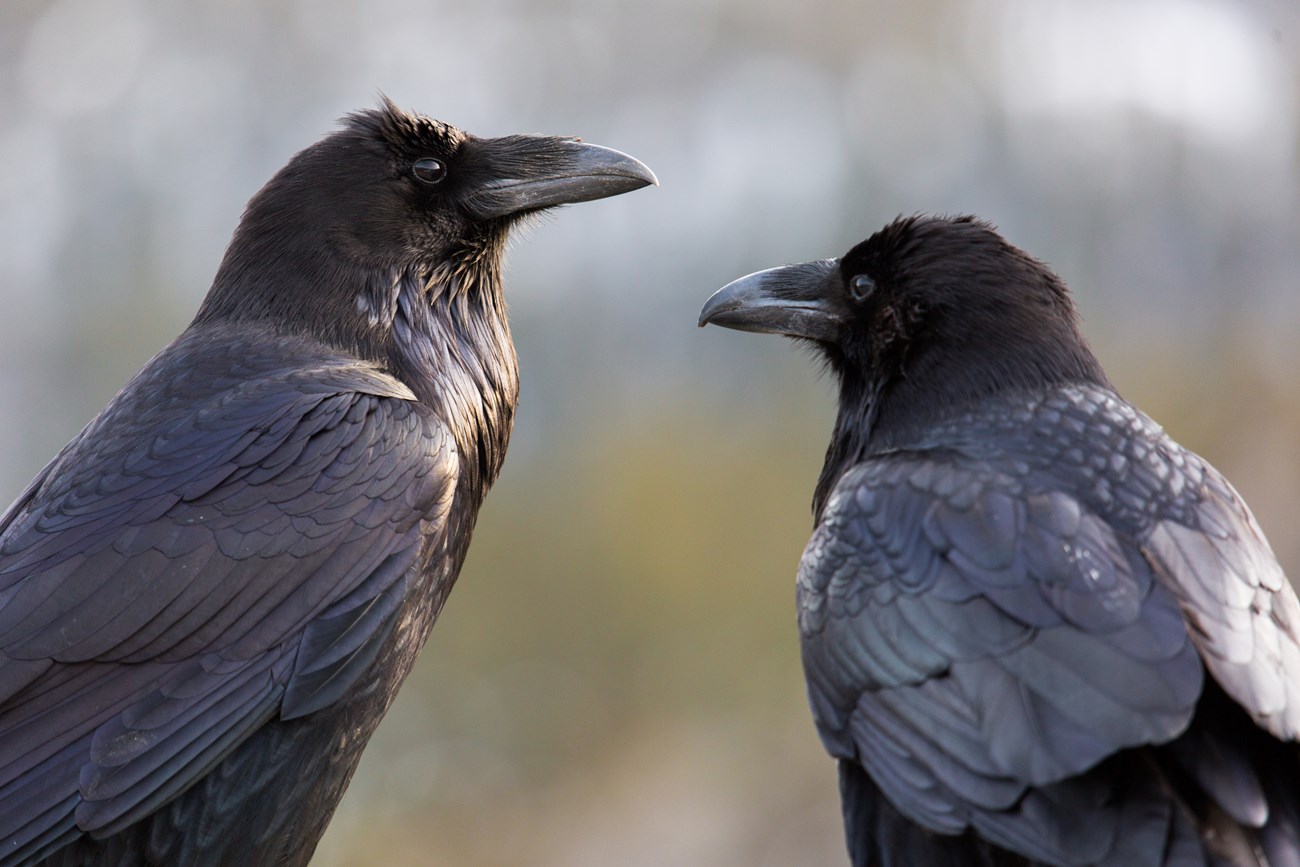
[412,158,447,184]
[849,274,875,302]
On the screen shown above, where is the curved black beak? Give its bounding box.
[699,259,845,342]
[465,137,657,219]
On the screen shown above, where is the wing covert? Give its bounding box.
[1142,462,1300,741]
[0,352,457,860]
[799,450,1204,860]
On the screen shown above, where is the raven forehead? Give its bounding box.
[843,214,994,275]
[345,97,467,155]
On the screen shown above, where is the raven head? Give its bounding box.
[209,97,656,282]
[700,215,1106,406]
[198,99,654,348]
[702,216,1110,500]
[332,97,657,265]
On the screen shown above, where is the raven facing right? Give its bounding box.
[700,216,1300,866]
[0,101,654,866]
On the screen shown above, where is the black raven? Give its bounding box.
[699,216,1300,866]
[0,99,654,866]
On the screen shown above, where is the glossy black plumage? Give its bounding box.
[700,216,1300,866]
[0,100,654,867]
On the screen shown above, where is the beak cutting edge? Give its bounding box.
[699,259,842,342]
[467,139,657,219]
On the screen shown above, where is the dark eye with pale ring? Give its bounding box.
[849,274,875,302]
[412,158,447,184]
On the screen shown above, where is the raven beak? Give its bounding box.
[466,138,657,219]
[699,259,845,342]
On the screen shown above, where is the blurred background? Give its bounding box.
[2,0,1299,863]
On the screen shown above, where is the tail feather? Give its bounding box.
[838,759,1035,867]
[1254,747,1300,867]
[1161,681,1300,867]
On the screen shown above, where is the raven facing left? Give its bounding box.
[0,100,655,867]
[700,216,1300,866]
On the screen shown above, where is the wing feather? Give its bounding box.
[801,446,1205,860]
[1142,475,1300,739]
[0,340,456,859]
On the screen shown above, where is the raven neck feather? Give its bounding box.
[814,373,885,521]
[199,233,519,514]
[387,252,519,511]
[813,335,1108,520]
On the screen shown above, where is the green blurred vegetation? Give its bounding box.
[318,399,850,866]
